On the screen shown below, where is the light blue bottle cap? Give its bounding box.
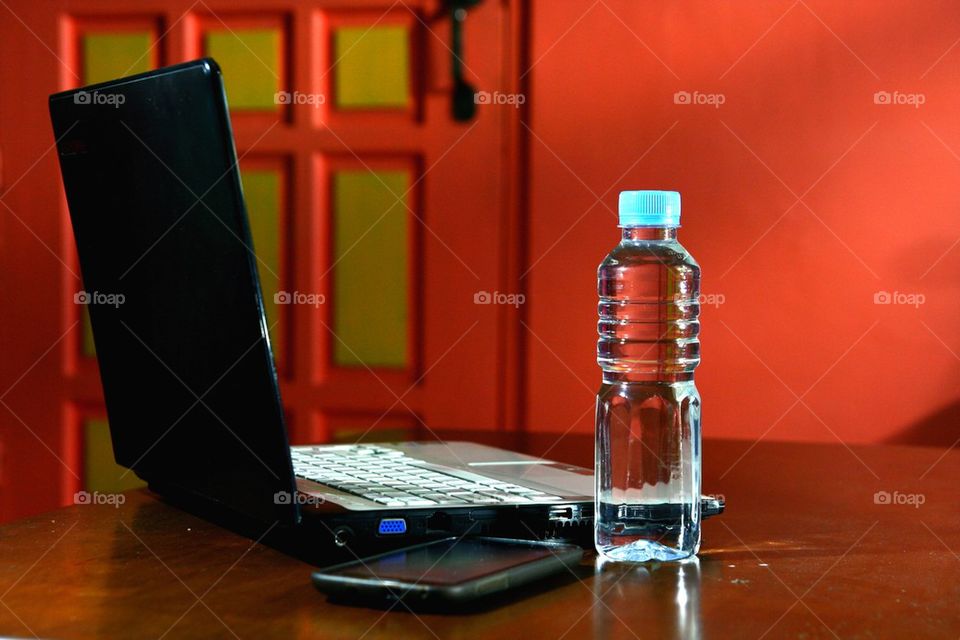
[618,190,681,227]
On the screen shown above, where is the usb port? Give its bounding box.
[378,518,407,535]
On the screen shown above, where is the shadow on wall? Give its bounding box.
[886,400,960,447]
[885,224,960,448]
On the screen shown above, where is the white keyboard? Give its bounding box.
[291,444,563,507]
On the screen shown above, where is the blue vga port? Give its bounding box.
[378,518,407,535]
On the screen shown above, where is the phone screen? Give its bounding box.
[328,538,562,586]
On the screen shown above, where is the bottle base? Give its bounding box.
[596,539,695,563]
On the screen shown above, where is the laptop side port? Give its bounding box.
[426,511,451,532]
[378,518,407,535]
[333,526,354,547]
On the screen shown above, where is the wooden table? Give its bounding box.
[0,433,957,639]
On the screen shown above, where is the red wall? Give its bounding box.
[523,0,960,445]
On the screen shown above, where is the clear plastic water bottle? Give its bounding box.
[595,190,701,562]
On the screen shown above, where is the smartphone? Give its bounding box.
[312,536,583,605]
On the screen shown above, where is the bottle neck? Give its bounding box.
[621,226,677,241]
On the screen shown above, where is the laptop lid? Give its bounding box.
[49,59,300,525]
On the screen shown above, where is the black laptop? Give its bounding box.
[48,59,721,552]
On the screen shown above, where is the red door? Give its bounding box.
[0,0,525,521]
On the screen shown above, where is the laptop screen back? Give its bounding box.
[48,59,299,524]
